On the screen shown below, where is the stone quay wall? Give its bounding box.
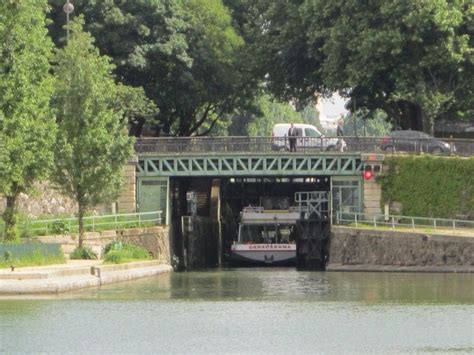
[328,226,473,272]
[35,226,170,264]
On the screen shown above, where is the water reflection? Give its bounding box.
[57,268,474,304]
[0,269,473,354]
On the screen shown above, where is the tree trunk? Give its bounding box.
[2,194,19,242]
[78,203,85,248]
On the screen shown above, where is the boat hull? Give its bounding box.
[230,244,296,266]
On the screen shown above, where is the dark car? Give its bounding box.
[380,130,456,154]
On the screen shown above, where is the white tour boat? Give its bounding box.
[230,206,299,266]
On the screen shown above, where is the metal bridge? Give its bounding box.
[135,136,386,177]
[135,135,473,177]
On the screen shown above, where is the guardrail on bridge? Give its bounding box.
[136,136,474,156]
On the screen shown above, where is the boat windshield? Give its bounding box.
[239,224,294,244]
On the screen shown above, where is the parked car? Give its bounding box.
[380,130,456,154]
[271,123,341,151]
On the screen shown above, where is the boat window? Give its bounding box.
[239,224,295,244]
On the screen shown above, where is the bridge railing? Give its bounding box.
[335,211,474,232]
[136,136,474,156]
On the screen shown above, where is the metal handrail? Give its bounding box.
[335,211,474,232]
[135,136,474,156]
[0,211,163,239]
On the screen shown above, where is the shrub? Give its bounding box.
[70,246,98,260]
[104,240,123,255]
[51,220,70,235]
[380,156,474,219]
[104,243,150,264]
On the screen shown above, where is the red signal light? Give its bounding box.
[363,166,374,180]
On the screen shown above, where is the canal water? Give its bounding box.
[0,269,473,354]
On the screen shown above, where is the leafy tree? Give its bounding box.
[115,84,159,137]
[48,0,253,137]
[227,94,306,136]
[243,0,473,134]
[0,0,56,241]
[302,0,473,133]
[52,19,134,247]
[341,110,393,137]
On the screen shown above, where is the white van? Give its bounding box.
[271,123,341,151]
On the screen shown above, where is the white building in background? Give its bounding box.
[316,93,348,132]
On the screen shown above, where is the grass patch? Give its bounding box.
[103,243,150,264]
[0,248,65,269]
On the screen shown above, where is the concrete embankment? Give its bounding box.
[327,226,474,272]
[0,260,172,295]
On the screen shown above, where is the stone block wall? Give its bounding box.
[0,182,78,217]
[363,179,382,217]
[329,227,473,268]
[0,159,137,218]
[116,158,137,213]
[36,226,170,263]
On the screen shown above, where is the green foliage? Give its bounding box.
[4,250,11,262]
[115,84,159,137]
[48,0,252,136]
[340,110,393,137]
[243,0,473,133]
[0,0,56,241]
[103,241,123,255]
[380,156,474,219]
[52,18,134,246]
[70,246,98,260]
[227,94,317,136]
[0,245,65,269]
[51,220,70,235]
[104,243,150,264]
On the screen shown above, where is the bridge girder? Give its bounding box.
[137,154,364,177]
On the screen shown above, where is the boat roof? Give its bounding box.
[240,207,300,225]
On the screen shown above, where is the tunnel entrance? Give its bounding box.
[168,176,332,270]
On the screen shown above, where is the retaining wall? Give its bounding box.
[35,226,170,263]
[328,226,474,272]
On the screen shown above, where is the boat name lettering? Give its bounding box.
[248,244,293,249]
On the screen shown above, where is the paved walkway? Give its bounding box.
[0,259,172,295]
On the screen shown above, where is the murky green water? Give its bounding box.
[1,269,473,354]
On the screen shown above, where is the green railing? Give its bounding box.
[0,211,163,239]
[335,211,474,232]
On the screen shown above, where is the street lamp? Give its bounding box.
[63,0,74,43]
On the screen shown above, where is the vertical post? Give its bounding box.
[391,216,395,229]
[92,216,95,232]
[434,218,437,230]
[355,213,358,228]
[453,220,455,230]
[138,213,141,228]
[66,0,69,42]
[114,214,118,229]
[373,216,377,228]
[63,1,74,44]
[412,218,415,230]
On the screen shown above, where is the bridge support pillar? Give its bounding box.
[116,157,138,213]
